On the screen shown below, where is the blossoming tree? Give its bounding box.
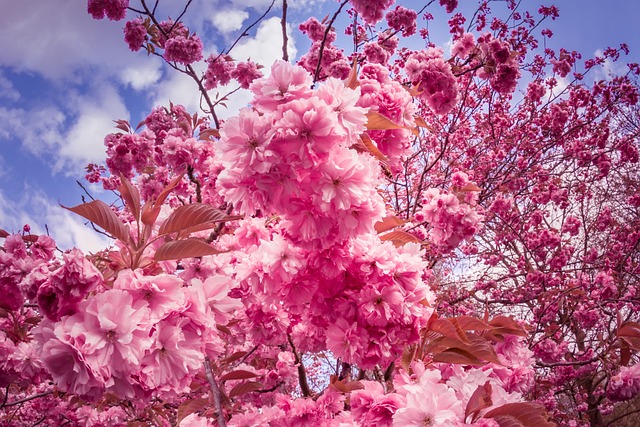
[1,0,639,426]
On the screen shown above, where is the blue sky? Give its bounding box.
[0,0,638,252]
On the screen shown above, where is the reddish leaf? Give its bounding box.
[427,335,502,365]
[432,347,486,365]
[344,59,359,89]
[220,370,259,382]
[329,376,365,393]
[358,134,391,171]
[118,174,141,222]
[199,128,220,141]
[465,381,493,423]
[455,316,493,332]
[428,318,471,344]
[486,316,528,339]
[485,403,556,427]
[228,381,264,398]
[401,345,416,372]
[153,239,225,261]
[489,416,525,427]
[113,119,131,133]
[620,342,632,366]
[459,182,482,192]
[618,321,640,365]
[158,203,241,237]
[375,216,407,234]
[0,229,9,238]
[380,230,422,247]
[365,111,410,131]
[414,115,429,129]
[141,172,185,225]
[176,397,209,425]
[220,351,248,366]
[618,321,640,350]
[61,200,129,243]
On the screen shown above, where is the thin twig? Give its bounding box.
[186,166,202,203]
[313,0,349,83]
[281,0,289,61]
[2,391,53,408]
[204,357,227,427]
[76,180,96,201]
[225,0,276,55]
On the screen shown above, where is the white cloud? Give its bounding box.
[58,86,129,171]
[0,2,148,81]
[233,17,297,66]
[212,9,249,34]
[0,82,128,173]
[0,187,111,253]
[120,61,163,90]
[592,49,627,81]
[0,72,19,101]
[152,67,206,114]
[0,106,66,156]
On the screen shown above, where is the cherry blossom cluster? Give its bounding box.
[405,48,459,115]
[297,18,351,80]
[414,173,483,250]
[35,268,239,400]
[385,6,418,37]
[205,55,264,90]
[349,0,396,25]
[357,64,416,172]
[3,0,637,424]
[607,364,640,402]
[227,227,434,369]
[88,0,128,21]
[475,33,521,94]
[217,61,384,249]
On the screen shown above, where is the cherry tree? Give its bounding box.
[1,0,639,426]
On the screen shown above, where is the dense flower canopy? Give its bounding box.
[1,0,639,426]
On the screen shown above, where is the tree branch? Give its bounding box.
[204,357,227,427]
[281,0,289,61]
[287,334,312,397]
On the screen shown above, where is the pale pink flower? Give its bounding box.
[113,269,186,321]
[393,381,463,426]
[250,61,313,112]
[35,320,107,400]
[180,413,216,427]
[219,108,275,173]
[81,289,152,368]
[140,317,204,393]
